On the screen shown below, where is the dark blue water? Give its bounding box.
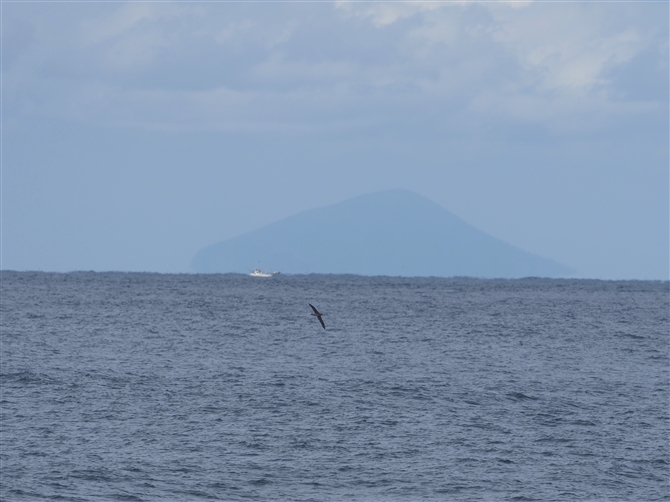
[2,272,668,501]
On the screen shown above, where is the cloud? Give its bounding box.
[80,3,178,45]
[3,2,667,137]
[335,0,445,27]
[488,4,649,91]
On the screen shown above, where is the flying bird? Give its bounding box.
[309,303,326,329]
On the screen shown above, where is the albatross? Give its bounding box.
[309,303,326,329]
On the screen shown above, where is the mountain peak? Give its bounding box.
[192,190,572,278]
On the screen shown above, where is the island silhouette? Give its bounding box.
[192,189,573,278]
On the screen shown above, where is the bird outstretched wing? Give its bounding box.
[309,303,326,329]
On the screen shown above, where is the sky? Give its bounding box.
[2,1,668,279]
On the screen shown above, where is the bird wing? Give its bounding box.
[318,316,326,329]
[309,303,320,315]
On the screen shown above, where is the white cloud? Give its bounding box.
[335,1,444,27]
[80,3,175,45]
[3,2,667,136]
[488,4,648,91]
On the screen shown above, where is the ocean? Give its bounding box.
[1,272,668,501]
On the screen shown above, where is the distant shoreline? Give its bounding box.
[2,270,667,283]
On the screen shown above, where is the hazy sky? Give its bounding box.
[3,1,668,279]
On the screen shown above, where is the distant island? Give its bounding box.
[192,189,573,278]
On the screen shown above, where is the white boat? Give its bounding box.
[249,269,279,277]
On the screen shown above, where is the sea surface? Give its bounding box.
[1,272,668,501]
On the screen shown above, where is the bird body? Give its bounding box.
[309,303,326,329]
